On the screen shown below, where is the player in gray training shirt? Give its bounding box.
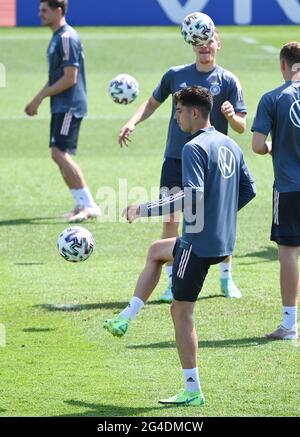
[104,86,255,406]
[252,41,300,340]
[118,28,246,302]
[25,0,100,223]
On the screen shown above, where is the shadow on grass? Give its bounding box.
[0,217,63,226]
[238,246,277,262]
[15,262,45,266]
[58,399,173,417]
[22,328,56,333]
[127,336,269,350]
[0,409,7,413]
[36,295,223,313]
[199,294,223,300]
[36,302,136,312]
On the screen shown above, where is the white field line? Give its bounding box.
[241,37,258,44]
[261,45,278,54]
[0,32,237,41]
[0,34,179,41]
[0,114,169,121]
[242,36,278,54]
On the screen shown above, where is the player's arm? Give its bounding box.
[221,101,246,134]
[122,187,205,225]
[118,96,161,147]
[24,67,78,116]
[122,191,185,223]
[252,131,272,155]
[24,81,48,116]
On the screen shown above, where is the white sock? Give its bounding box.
[219,261,232,280]
[165,265,173,288]
[71,187,98,209]
[71,189,82,207]
[282,306,298,330]
[183,368,201,392]
[120,296,144,320]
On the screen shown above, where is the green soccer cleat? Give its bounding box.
[103,314,130,337]
[220,278,242,298]
[159,287,173,303]
[158,389,205,406]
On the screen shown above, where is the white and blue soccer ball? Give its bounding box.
[108,73,139,104]
[181,12,215,46]
[57,226,94,262]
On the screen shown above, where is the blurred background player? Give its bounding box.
[118,18,246,302]
[105,86,256,405]
[252,41,300,340]
[25,0,100,223]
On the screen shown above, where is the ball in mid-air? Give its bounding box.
[108,73,139,104]
[181,12,215,46]
[57,226,94,262]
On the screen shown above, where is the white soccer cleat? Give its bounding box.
[265,325,298,340]
[62,205,83,220]
[68,206,101,223]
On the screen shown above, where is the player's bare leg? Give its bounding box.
[266,245,299,340]
[51,147,100,221]
[104,238,176,337]
[159,212,180,303]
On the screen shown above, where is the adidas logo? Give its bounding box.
[186,377,195,382]
[179,82,187,88]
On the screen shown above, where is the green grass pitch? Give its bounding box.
[0,26,299,417]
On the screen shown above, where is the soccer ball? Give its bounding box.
[181,12,215,46]
[57,226,94,262]
[108,73,139,104]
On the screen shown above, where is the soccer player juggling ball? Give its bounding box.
[105,86,256,406]
[118,14,247,302]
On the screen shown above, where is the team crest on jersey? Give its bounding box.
[210,83,221,96]
[218,147,236,179]
[289,100,300,128]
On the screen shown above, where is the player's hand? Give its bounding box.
[24,98,41,117]
[266,141,272,155]
[118,122,135,147]
[122,205,140,223]
[221,101,235,118]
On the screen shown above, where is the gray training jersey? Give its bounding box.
[252,80,300,193]
[47,24,87,118]
[153,64,246,159]
[140,127,256,257]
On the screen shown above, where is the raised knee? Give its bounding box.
[147,241,161,261]
[165,215,178,226]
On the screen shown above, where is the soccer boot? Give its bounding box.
[159,287,173,303]
[220,278,242,298]
[62,205,83,220]
[265,324,298,340]
[69,206,101,223]
[159,388,205,406]
[103,314,130,338]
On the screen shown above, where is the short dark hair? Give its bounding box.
[280,42,300,67]
[174,86,213,120]
[40,0,68,16]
